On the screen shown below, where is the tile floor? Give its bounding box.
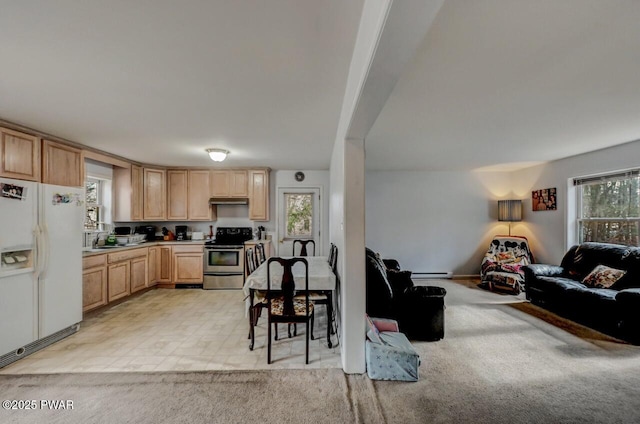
[0,288,341,374]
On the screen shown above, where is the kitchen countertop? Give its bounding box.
[83,240,205,257]
[244,239,272,244]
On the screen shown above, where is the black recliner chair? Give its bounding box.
[365,248,418,324]
[366,248,447,340]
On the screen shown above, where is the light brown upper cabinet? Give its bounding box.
[210,170,248,197]
[167,170,188,220]
[248,169,269,221]
[143,167,166,220]
[210,170,229,197]
[42,139,83,187]
[0,127,40,182]
[188,169,215,220]
[113,164,143,221]
[229,170,248,197]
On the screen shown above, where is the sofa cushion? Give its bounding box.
[582,265,626,289]
[616,288,640,304]
[532,276,588,294]
[576,287,618,302]
[571,288,620,327]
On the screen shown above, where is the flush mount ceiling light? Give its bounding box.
[206,148,229,162]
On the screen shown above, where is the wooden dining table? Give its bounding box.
[243,256,336,350]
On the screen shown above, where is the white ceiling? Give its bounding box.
[0,0,363,169]
[2,1,640,172]
[366,0,640,171]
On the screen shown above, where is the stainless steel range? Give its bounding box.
[203,227,253,289]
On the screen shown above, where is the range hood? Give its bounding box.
[209,197,249,205]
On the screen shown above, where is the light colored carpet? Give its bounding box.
[2,279,640,423]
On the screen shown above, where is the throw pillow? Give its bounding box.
[496,251,516,263]
[582,265,626,289]
[365,314,383,344]
[371,317,399,333]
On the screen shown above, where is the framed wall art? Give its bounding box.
[532,187,556,211]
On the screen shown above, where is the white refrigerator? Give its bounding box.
[0,177,83,361]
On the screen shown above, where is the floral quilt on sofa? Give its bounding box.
[481,236,533,294]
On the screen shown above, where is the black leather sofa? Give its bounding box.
[523,242,640,342]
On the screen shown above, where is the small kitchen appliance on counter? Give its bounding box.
[135,226,157,242]
[114,227,131,236]
[175,225,188,241]
[203,227,253,289]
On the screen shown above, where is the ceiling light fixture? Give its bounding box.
[206,148,229,162]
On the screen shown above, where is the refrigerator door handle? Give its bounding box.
[34,225,43,279]
[40,224,50,280]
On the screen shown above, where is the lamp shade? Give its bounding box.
[207,148,229,162]
[498,200,522,222]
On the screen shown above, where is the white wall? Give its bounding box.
[365,170,513,276]
[511,138,640,265]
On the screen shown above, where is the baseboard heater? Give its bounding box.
[412,272,453,280]
[0,323,80,369]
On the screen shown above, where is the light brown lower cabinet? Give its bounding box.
[173,245,204,284]
[82,254,108,312]
[148,246,159,285]
[130,255,149,293]
[159,246,172,283]
[107,247,149,301]
[108,261,131,302]
[83,244,204,310]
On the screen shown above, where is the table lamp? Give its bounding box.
[498,200,522,236]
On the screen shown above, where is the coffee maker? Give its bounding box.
[176,225,188,241]
[135,226,157,242]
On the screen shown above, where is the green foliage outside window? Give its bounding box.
[85,180,100,230]
[286,193,312,238]
[579,176,640,245]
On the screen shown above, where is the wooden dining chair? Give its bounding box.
[255,243,266,265]
[293,239,315,256]
[266,257,314,364]
[245,247,257,277]
[328,243,337,271]
[299,244,337,347]
[246,246,269,349]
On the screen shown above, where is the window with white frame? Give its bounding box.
[575,170,640,246]
[85,177,104,230]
